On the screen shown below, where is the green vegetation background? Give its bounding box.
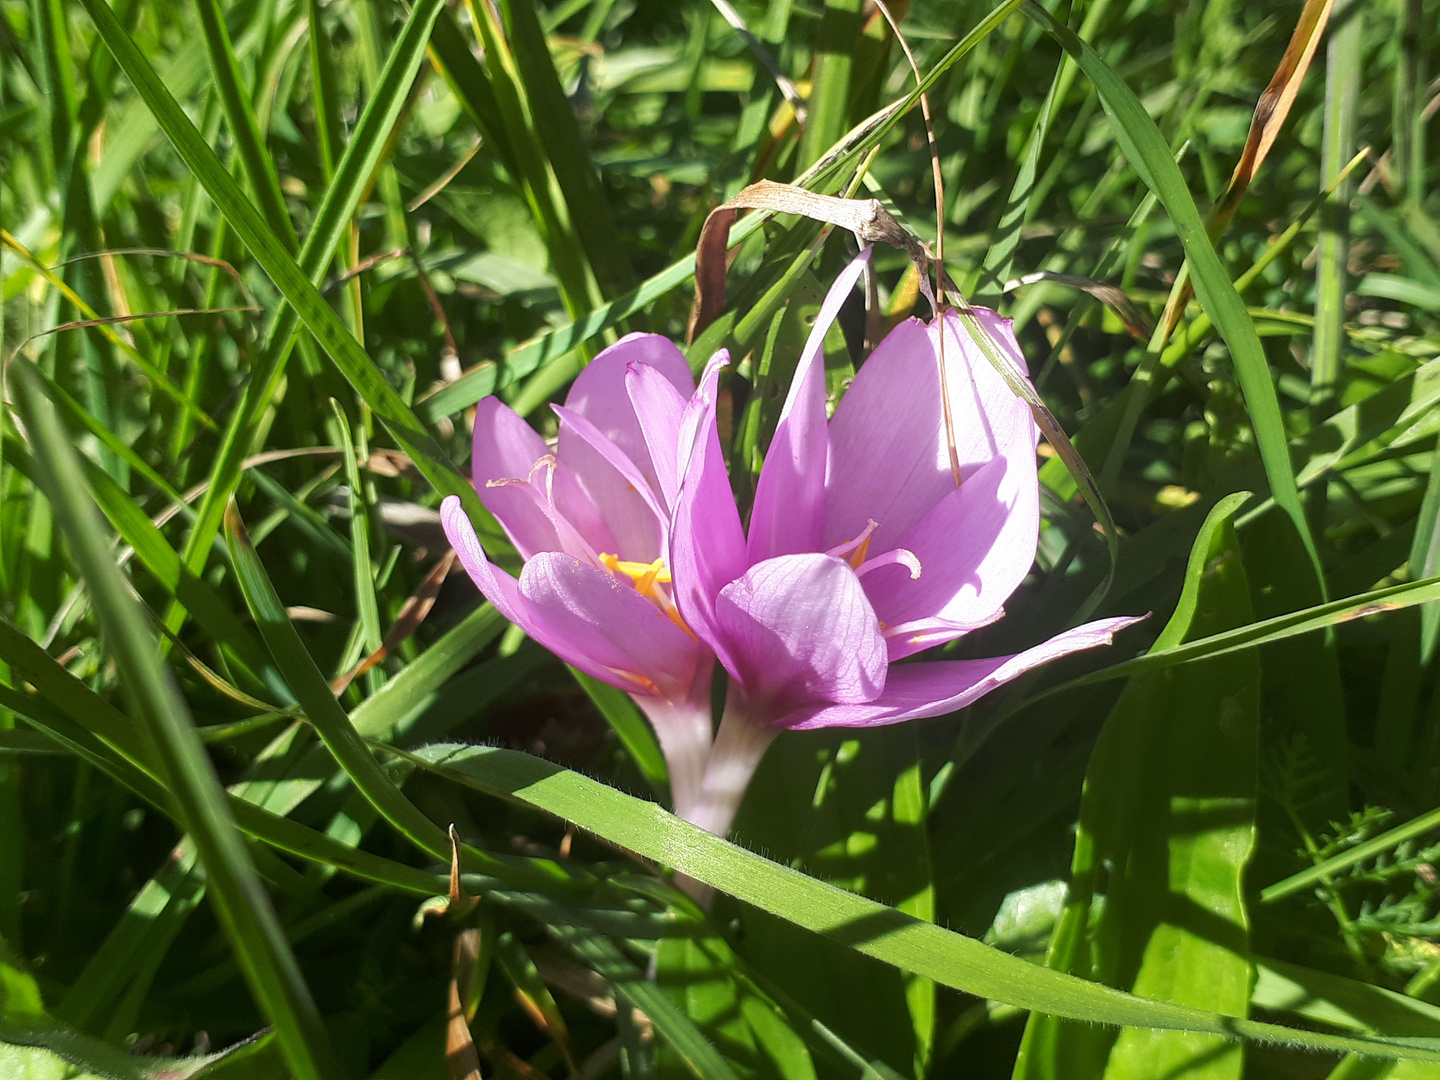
[2,0,1440,1076]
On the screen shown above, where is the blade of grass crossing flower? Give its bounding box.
[72,0,490,531]
[1015,493,1258,1079]
[1021,0,1323,586]
[7,358,345,1080]
[395,742,1440,1064]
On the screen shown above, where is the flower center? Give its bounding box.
[599,553,694,637]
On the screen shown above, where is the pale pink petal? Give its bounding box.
[714,553,887,714]
[519,552,701,700]
[469,398,559,559]
[781,616,1146,729]
[669,352,747,671]
[864,453,1040,659]
[748,248,872,563]
[564,333,694,494]
[627,362,689,512]
[823,310,1038,553]
[554,404,666,563]
[441,496,528,627]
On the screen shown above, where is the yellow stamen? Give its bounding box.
[846,535,873,571]
[600,553,694,638]
[599,554,672,598]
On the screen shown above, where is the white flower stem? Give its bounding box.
[685,695,779,838]
[672,694,779,907]
[633,690,714,823]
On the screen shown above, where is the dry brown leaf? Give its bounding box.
[1003,271,1156,341]
[331,551,457,694]
[686,179,930,343]
[443,827,483,1080]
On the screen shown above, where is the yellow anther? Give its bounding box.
[846,535,873,571]
[599,553,694,639]
[600,554,672,600]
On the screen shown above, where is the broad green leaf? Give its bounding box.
[1015,492,1259,1080]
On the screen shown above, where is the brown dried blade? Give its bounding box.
[331,551,457,694]
[1158,0,1337,337]
[1002,271,1156,341]
[687,179,930,343]
[444,825,483,1080]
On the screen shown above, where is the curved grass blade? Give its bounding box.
[1021,0,1323,585]
[8,358,344,1080]
[224,500,452,861]
[393,741,1440,1064]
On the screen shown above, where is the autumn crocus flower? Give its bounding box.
[669,249,1144,836]
[439,337,717,821]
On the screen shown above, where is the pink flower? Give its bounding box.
[439,336,716,821]
[443,247,1141,841]
[667,249,1143,835]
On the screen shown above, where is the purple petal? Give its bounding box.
[444,497,699,697]
[748,248,872,563]
[564,334,694,495]
[441,495,528,626]
[519,552,702,699]
[714,553,887,715]
[554,403,666,563]
[627,362,689,512]
[469,398,560,559]
[864,453,1040,660]
[782,616,1146,729]
[823,310,1038,554]
[669,351,748,670]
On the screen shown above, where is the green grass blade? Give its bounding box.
[73,0,490,526]
[1021,0,1324,586]
[500,0,634,294]
[176,0,463,609]
[223,500,450,861]
[193,0,297,251]
[329,403,384,683]
[396,742,1440,1063]
[569,668,669,796]
[8,358,344,1080]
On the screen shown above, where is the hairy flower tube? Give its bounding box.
[438,336,717,822]
[667,249,1144,836]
